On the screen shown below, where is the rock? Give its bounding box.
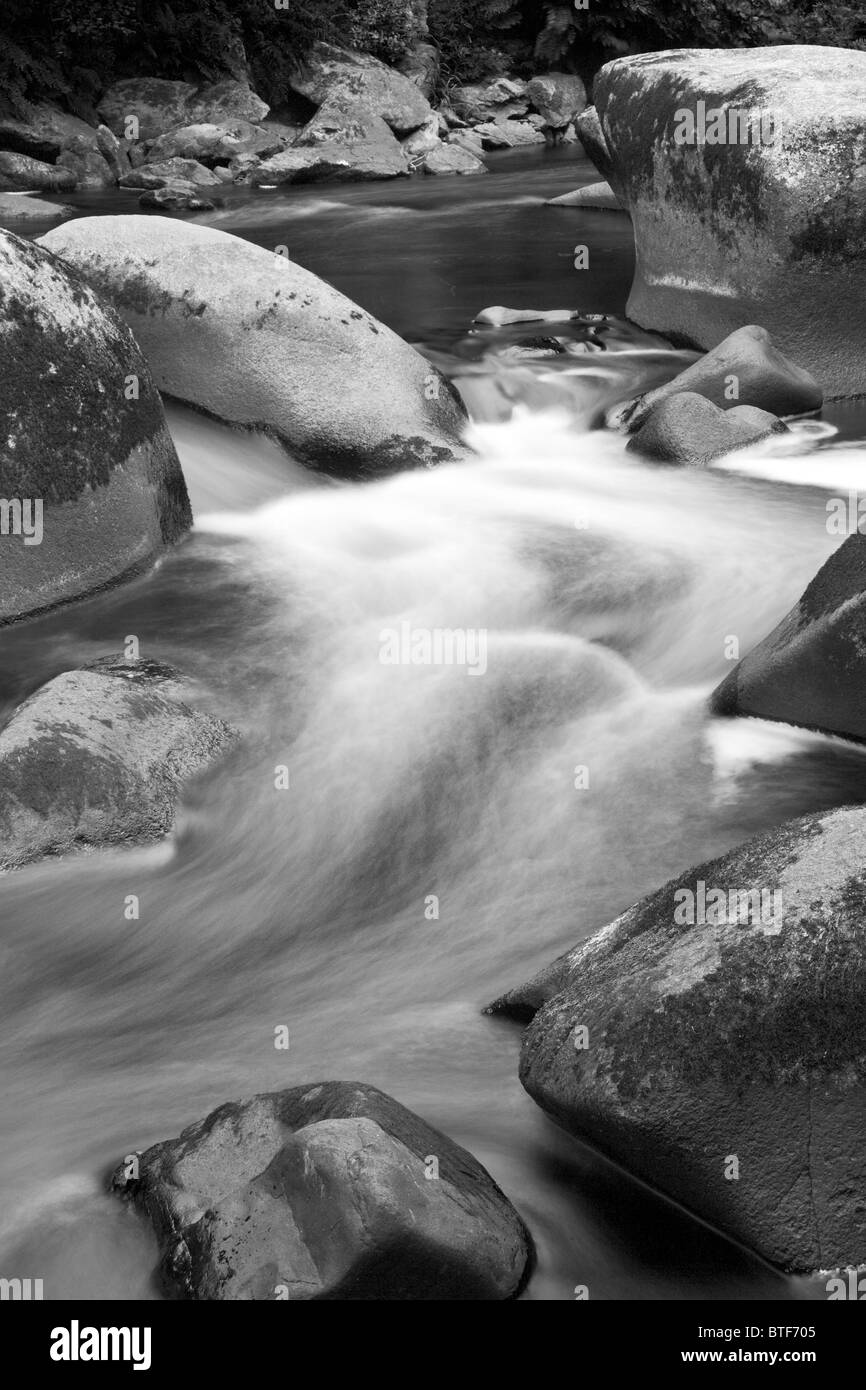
[96,125,132,181]
[290,100,410,181]
[145,121,282,166]
[626,393,787,465]
[712,532,866,742]
[591,46,866,397]
[40,217,467,478]
[289,42,431,136]
[472,120,545,150]
[213,166,234,184]
[401,113,440,160]
[611,326,823,432]
[445,129,484,158]
[0,105,98,161]
[56,140,116,189]
[111,1080,531,1299]
[526,72,587,131]
[0,661,237,871]
[0,152,76,192]
[139,182,216,213]
[575,105,626,201]
[397,41,440,100]
[0,192,73,223]
[250,131,408,186]
[475,307,581,326]
[98,78,268,143]
[492,804,866,1274]
[450,77,528,125]
[422,144,487,176]
[120,159,221,189]
[0,230,191,624]
[546,181,626,211]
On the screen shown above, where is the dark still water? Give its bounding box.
[2,149,865,1299]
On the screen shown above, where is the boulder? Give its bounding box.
[575,105,625,198]
[489,804,866,1274]
[0,230,191,624]
[96,125,132,181]
[0,660,237,871]
[287,100,410,180]
[0,104,98,161]
[0,152,76,192]
[289,43,431,136]
[449,77,528,125]
[0,192,73,223]
[139,182,216,213]
[111,1080,531,1299]
[55,140,116,189]
[98,78,268,143]
[590,46,866,397]
[445,129,484,158]
[120,159,221,189]
[712,531,866,743]
[422,144,487,176]
[546,181,626,211]
[401,113,440,160]
[40,217,467,477]
[526,72,587,131]
[145,121,282,166]
[610,326,823,432]
[626,393,787,465]
[473,120,545,150]
[475,307,581,327]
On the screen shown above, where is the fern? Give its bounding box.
[534,5,576,65]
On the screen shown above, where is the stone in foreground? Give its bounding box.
[590,46,866,396]
[625,393,786,465]
[41,217,467,478]
[712,532,866,742]
[489,806,866,1273]
[0,660,238,872]
[112,1081,531,1299]
[0,230,190,624]
[546,181,626,211]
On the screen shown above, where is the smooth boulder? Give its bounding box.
[0,152,75,192]
[712,531,866,742]
[611,326,823,432]
[489,805,866,1273]
[41,217,467,477]
[526,73,587,135]
[289,43,431,136]
[98,78,268,143]
[590,47,866,396]
[546,181,625,211]
[0,230,191,623]
[145,121,282,166]
[422,144,487,177]
[120,159,220,189]
[0,192,72,223]
[625,393,786,465]
[0,659,237,871]
[112,1080,532,1299]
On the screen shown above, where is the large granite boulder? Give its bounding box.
[120,159,221,189]
[97,78,268,143]
[590,46,866,396]
[145,121,282,167]
[289,43,431,136]
[526,73,587,134]
[488,806,866,1274]
[0,658,237,872]
[0,230,191,624]
[0,152,75,192]
[41,217,467,477]
[625,393,787,466]
[449,77,528,125]
[112,1081,532,1299]
[712,532,866,742]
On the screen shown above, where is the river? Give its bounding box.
[2,147,865,1300]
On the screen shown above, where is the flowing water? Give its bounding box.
[3,149,866,1300]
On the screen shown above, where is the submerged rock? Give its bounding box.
[590,46,866,396]
[546,181,625,211]
[112,1080,531,1299]
[490,806,866,1273]
[0,230,191,624]
[0,660,238,871]
[289,43,431,136]
[422,144,487,176]
[41,216,467,478]
[138,182,216,213]
[712,532,866,742]
[626,393,786,465]
[610,327,823,432]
